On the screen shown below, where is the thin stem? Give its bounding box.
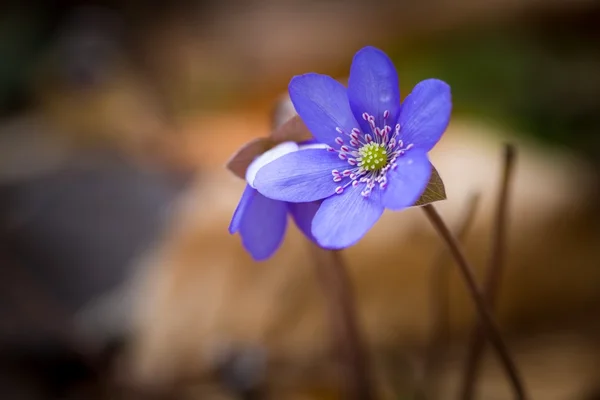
[309,245,375,400]
[460,144,517,400]
[271,99,373,399]
[421,204,526,400]
[418,193,481,399]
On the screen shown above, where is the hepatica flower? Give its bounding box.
[254,46,452,249]
[229,141,322,260]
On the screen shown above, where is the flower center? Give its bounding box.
[358,142,388,171]
[328,110,414,198]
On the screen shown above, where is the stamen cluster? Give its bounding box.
[328,110,413,197]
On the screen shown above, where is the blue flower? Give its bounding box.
[229,142,322,260]
[254,46,452,249]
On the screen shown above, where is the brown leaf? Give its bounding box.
[270,95,297,130]
[414,165,447,206]
[226,137,275,180]
[270,115,313,144]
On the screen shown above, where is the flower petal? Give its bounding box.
[288,73,359,147]
[312,187,384,249]
[382,150,432,210]
[288,201,321,241]
[229,184,254,234]
[298,142,329,151]
[246,141,299,187]
[234,186,289,261]
[397,79,452,152]
[226,137,274,180]
[347,46,401,133]
[254,148,347,202]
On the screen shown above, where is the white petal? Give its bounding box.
[246,141,299,188]
[298,143,329,151]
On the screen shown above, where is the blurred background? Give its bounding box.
[1,0,600,399]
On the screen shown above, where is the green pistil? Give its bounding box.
[359,143,388,171]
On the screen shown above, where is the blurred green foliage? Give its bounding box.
[0,9,48,114]
[1,3,599,162]
[389,9,600,160]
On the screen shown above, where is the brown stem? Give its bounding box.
[309,245,375,400]
[421,204,526,400]
[419,193,481,399]
[460,144,518,400]
[271,97,373,399]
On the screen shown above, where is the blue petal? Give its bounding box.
[311,187,384,249]
[288,201,321,241]
[382,150,432,210]
[289,73,360,147]
[397,79,452,152]
[237,189,289,261]
[229,184,255,234]
[254,148,347,202]
[347,46,401,134]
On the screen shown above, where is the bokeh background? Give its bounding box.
[1,0,600,399]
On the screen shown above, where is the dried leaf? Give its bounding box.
[414,165,447,206]
[226,137,274,179]
[227,102,311,179]
[270,115,313,143]
[271,95,297,130]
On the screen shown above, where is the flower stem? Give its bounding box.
[309,245,375,400]
[272,99,374,399]
[460,144,518,400]
[418,192,480,399]
[421,204,526,400]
